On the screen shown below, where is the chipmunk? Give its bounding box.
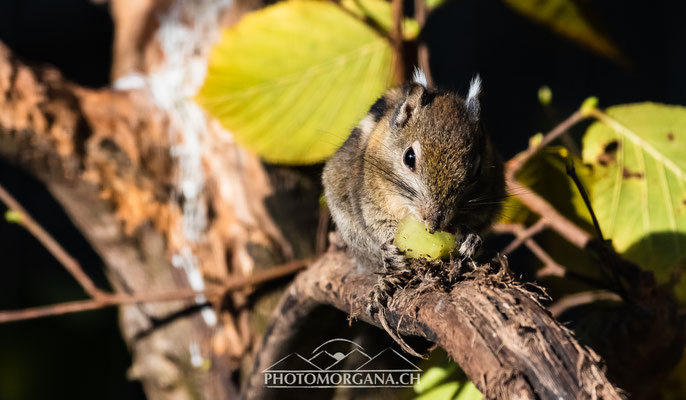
[322,70,505,310]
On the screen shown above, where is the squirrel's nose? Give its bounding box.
[424,210,444,234]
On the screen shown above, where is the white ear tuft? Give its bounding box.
[412,67,428,88]
[467,74,481,104]
[466,74,482,122]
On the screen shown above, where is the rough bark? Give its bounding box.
[246,250,624,400]
[0,0,284,392]
[0,40,242,399]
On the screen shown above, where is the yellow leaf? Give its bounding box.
[503,0,624,62]
[197,0,418,164]
[583,103,686,296]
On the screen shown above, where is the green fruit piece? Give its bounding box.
[393,215,457,260]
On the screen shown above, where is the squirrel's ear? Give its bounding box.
[392,83,426,129]
[412,67,428,88]
[466,75,481,123]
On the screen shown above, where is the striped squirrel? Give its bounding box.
[322,70,505,307]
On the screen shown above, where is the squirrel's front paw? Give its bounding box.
[457,231,483,260]
[367,278,391,315]
[381,240,408,272]
[366,241,411,315]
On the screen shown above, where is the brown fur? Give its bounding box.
[323,80,504,270]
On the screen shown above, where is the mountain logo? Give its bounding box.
[262,338,421,388]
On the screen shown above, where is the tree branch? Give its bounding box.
[244,251,623,400]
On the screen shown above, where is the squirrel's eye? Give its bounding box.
[403,147,416,171]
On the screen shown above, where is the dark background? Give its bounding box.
[0,0,684,399]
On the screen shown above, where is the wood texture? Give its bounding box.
[246,250,624,400]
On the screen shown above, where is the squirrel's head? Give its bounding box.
[362,70,504,233]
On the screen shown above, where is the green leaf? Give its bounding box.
[413,354,481,400]
[4,210,23,224]
[582,103,686,293]
[454,382,482,400]
[197,0,418,164]
[414,380,482,400]
[502,0,623,62]
[414,381,460,400]
[414,364,459,394]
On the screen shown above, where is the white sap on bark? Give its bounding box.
[146,0,232,327]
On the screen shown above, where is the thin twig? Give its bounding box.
[493,223,565,277]
[507,110,585,180]
[414,0,433,87]
[548,290,622,318]
[0,290,222,323]
[331,0,389,40]
[0,182,106,299]
[0,257,312,324]
[506,178,592,249]
[316,206,330,254]
[491,223,525,235]
[529,240,565,278]
[503,109,592,250]
[391,0,405,84]
[221,257,313,289]
[502,218,548,255]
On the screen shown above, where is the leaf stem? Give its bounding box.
[566,161,604,241]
